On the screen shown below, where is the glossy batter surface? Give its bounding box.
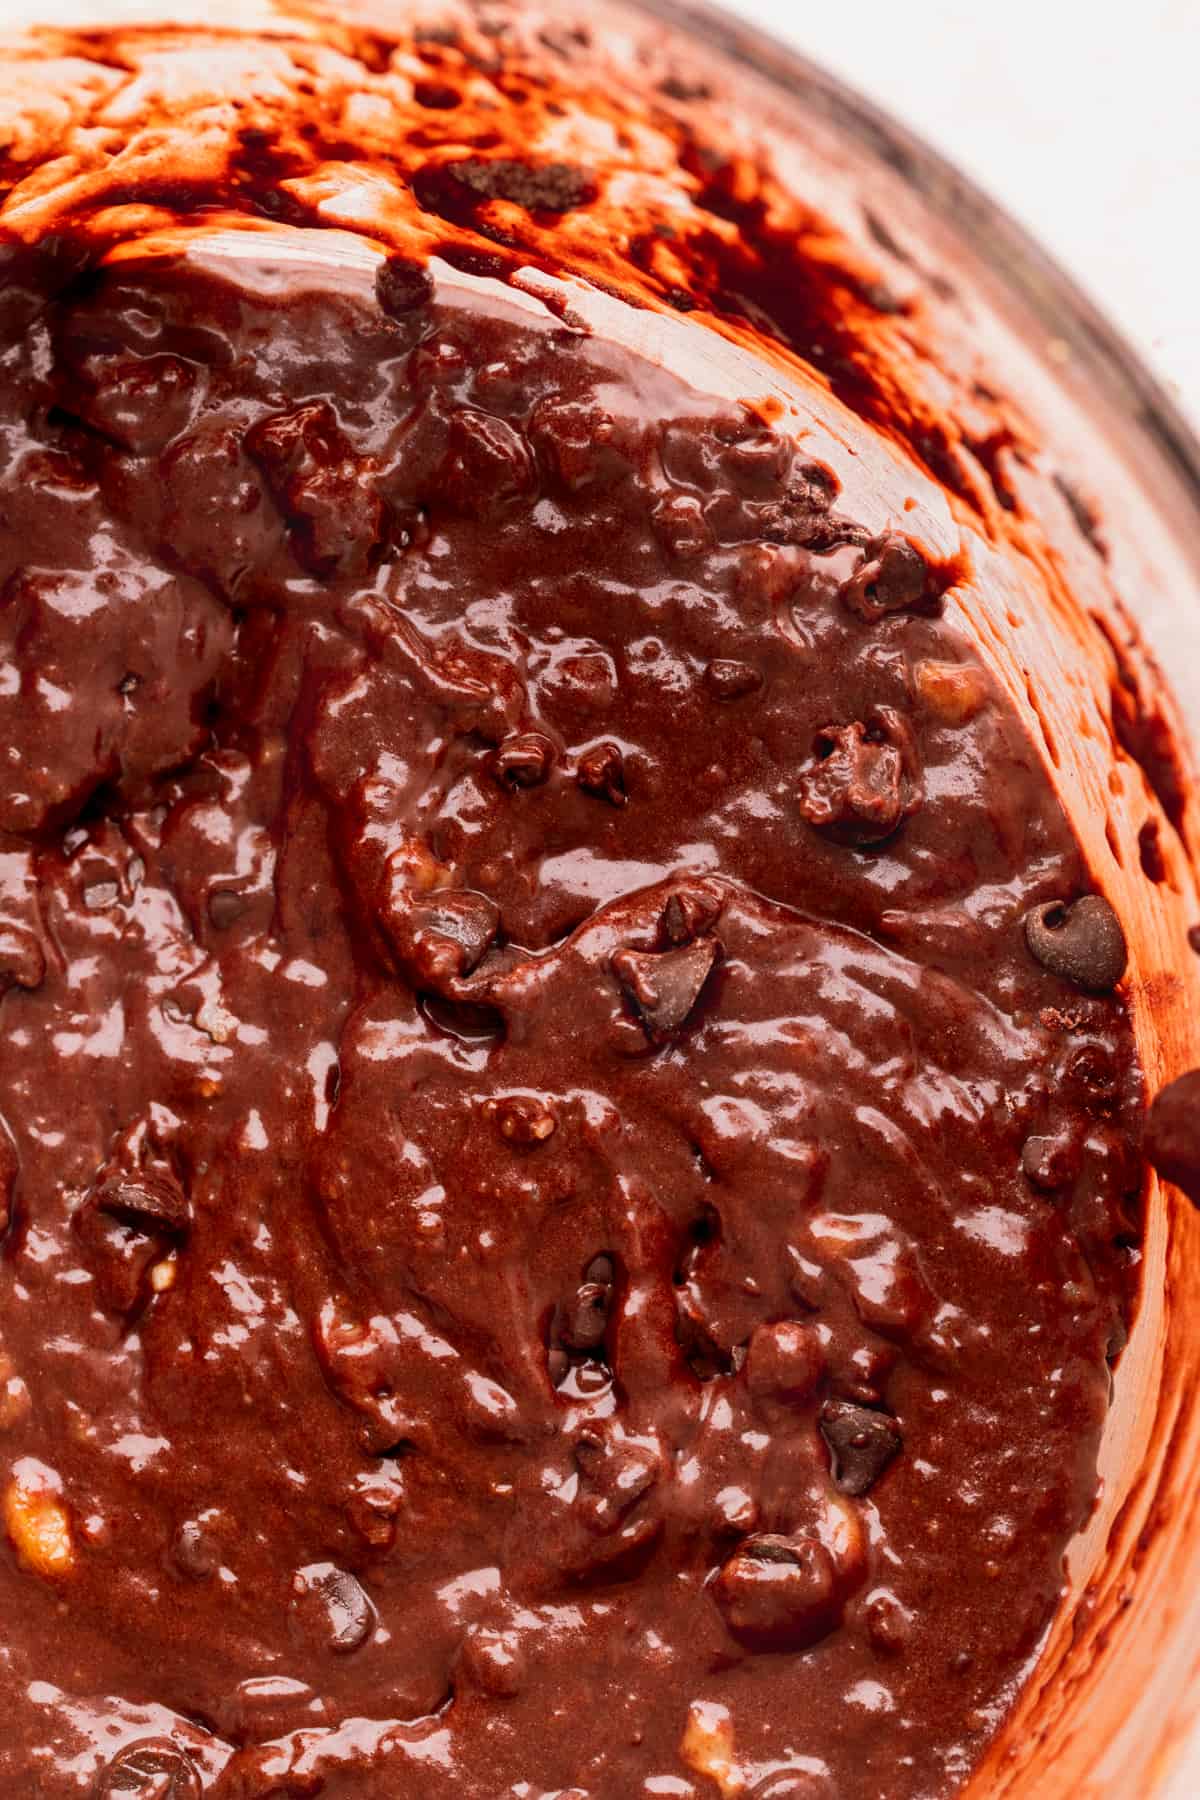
[0,252,1143,1798]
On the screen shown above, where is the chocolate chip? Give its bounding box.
[863,1587,914,1656]
[554,1253,616,1356]
[1145,1070,1200,1207]
[1188,924,1200,955]
[489,731,554,790]
[289,1562,375,1654]
[559,1280,611,1351]
[675,1281,733,1381]
[710,1533,840,1652]
[97,1171,190,1237]
[797,710,921,847]
[576,741,626,806]
[819,1399,902,1496]
[657,72,713,102]
[1024,895,1128,993]
[1021,1123,1084,1192]
[207,888,244,930]
[171,1517,220,1580]
[376,255,434,318]
[95,1741,201,1800]
[841,533,935,620]
[413,80,461,110]
[611,938,719,1040]
[660,888,720,947]
[76,1170,191,1315]
[1138,817,1167,883]
[704,658,762,701]
[408,890,500,981]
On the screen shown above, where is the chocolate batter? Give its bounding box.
[0,9,1149,1799]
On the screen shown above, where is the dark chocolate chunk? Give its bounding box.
[289,1562,376,1654]
[660,888,720,947]
[555,1254,615,1354]
[407,889,500,981]
[171,1517,221,1581]
[797,710,921,847]
[1021,1123,1084,1192]
[488,731,554,790]
[710,1534,841,1652]
[576,740,626,806]
[675,1281,733,1380]
[96,1171,190,1237]
[657,72,713,103]
[612,937,718,1040]
[207,888,244,931]
[1188,924,1200,955]
[1138,817,1167,883]
[76,1168,190,1314]
[376,255,435,318]
[559,1279,611,1351]
[415,156,597,218]
[413,80,461,110]
[841,533,935,620]
[820,1399,902,1496]
[704,658,762,701]
[1145,1070,1200,1207]
[863,1588,915,1656]
[95,1741,201,1800]
[1024,895,1128,993]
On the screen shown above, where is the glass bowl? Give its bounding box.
[5,3,1200,1795]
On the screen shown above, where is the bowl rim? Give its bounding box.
[625,0,1200,542]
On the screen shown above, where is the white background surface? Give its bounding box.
[725,0,1200,435]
